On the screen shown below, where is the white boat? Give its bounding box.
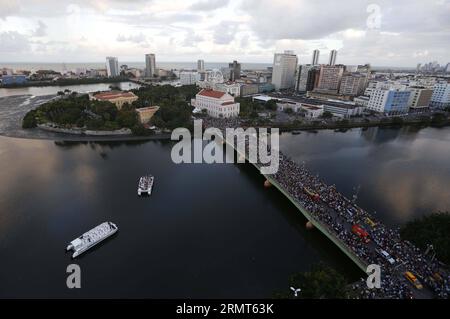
[138,175,154,196]
[66,222,118,258]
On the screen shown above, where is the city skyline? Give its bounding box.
[0,0,449,67]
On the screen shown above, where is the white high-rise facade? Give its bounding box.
[179,71,200,85]
[106,57,119,77]
[272,51,298,91]
[197,59,205,72]
[329,50,338,66]
[431,82,450,109]
[145,53,156,78]
[367,88,411,114]
[312,50,320,65]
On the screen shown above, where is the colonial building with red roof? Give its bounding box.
[90,91,138,110]
[191,89,240,118]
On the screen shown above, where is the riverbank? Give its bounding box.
[2,88,449,142]
[276,115,450,132]
[0,76,130,89]
[0,94,171,141]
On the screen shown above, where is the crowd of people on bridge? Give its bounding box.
[203,117,449,299]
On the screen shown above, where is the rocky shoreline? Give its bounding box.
[0,94,171,141]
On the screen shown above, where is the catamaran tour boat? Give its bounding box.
[66,222,118,258]
[138,175,154,196]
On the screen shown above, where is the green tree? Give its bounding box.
[284,108,294,114]
[400,212,450,264]
[265,100,278,111]
[322,111,333,119]
[22,110,37,128]
[288,263,348,299]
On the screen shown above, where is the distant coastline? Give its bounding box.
[0,61,418,72]
[0,61,274,72]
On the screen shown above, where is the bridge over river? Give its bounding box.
[206,119,448,299]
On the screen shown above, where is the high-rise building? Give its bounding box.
[145,53,156,78]
[416,63,422,73]
[312,50,320,65]
[106,57,119,77]
[316,65,344,93]
[197,59,205,72]
[328,50,338,66]
[228,60,241,81]
[339,73,367,96]
[430,82,450,109]
[367,88,411,114]
[446,63,450,73]
[272,50,298,90]
[179,71,200,85]
[407,86,433,110]
[296,65,319,93]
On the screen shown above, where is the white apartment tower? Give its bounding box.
[145,53,156,78]
[272,50,298,90]
[106,57,119,77]
[197,59,205,72]
[312,50,320,65]
[329,50,338,66]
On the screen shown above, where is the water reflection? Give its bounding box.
[0,126,449,297]
[281,126,450,226]
[0,135,363,298]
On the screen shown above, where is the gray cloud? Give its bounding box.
[0,31,31,53]
[0,0,449,66]
[242,0,450,40]
[213,21,239,44]
[182,32,205,47]
[33,20,47,37]
[189,0,230,11]
[0,1,20,18]
[117,33,147,43]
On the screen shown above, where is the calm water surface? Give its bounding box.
[0,81,140,97]
[0,137,359,298]
[0,125,449,298]
[280,126,450,226]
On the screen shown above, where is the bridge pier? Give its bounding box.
[306,221,315,229]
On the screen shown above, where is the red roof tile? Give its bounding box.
[93,91,136,100]
[198,89,225,99]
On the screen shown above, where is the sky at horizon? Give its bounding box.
[0,0,449,67]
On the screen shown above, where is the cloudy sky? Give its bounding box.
[0,0,449,67]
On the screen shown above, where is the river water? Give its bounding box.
[0,125,449,298]
[0,81,141,97]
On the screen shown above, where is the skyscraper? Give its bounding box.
[316,65,345,93]
[145,53,156,78]
[228,60,241,81]
[272,50,298,90]
[296,64,320,92]
[106,57,119,77]
[328,50,338,66]
[339,73,367,96]
[312,50,320,65]
[197,59,205,72]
